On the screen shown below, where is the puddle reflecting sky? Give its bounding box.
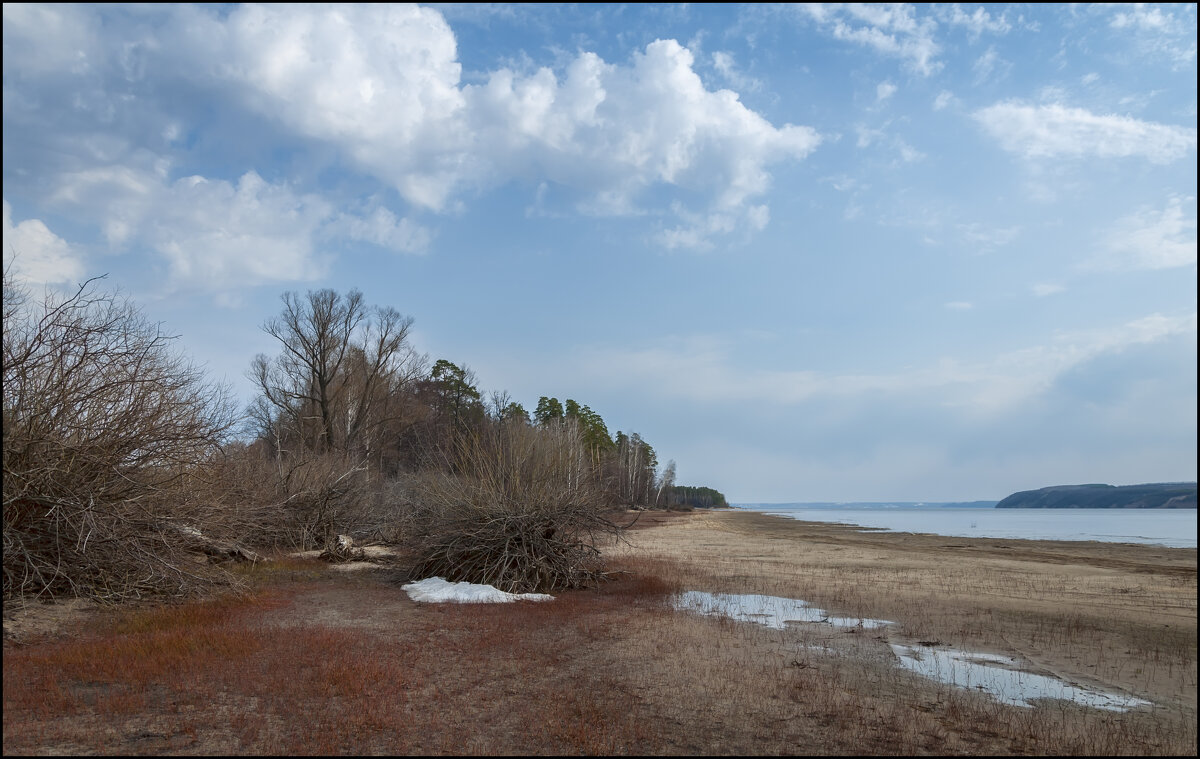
[889,644,1152,711]
[673,590,892,630]
[671,590,1151,712]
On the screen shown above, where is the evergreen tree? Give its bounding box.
[428,359,483,435]
[535,396,564,426]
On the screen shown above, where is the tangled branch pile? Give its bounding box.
[403,423,623,593]
[233,451,375,551]
[2,274,235,601]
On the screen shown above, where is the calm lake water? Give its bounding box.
[735,505,1197,549]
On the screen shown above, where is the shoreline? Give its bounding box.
[616,508,1198,712]
[727,504,1200,549]
[628,506,1197,564]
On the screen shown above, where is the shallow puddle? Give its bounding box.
[672,590,893,630]
[889,644,1152,711]
[671,590,1152,712]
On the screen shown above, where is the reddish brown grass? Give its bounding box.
[3,532,1195,756]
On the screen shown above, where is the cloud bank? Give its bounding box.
[2,3,821,276]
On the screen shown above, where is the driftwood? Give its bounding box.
[319,534,367,563]
[198,542,262,564]
[172,524,263,564]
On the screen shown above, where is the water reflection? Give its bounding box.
[673,590,892,630]
[671,590,1152,712]
[889,643,1152,711]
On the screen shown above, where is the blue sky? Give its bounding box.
[3,3,1196,502]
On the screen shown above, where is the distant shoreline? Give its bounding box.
[995,482,1197,509]
[733,501,998,510]
[731,503,1197,548]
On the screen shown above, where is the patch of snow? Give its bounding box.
[402,577,555,604]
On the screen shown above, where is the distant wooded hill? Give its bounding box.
[995,483,1197,509]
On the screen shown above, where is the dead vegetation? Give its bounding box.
[2,276,675,608]
[401,423,625,593]
[2,273,237,602]
[3,511,1195,756]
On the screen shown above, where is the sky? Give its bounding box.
[3,3,1196,503]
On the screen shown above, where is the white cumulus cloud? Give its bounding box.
[2,200,85,285]
[462,39,819,246]
[39,6,820,252]
[211,4,469,212]
[46,167,430,291]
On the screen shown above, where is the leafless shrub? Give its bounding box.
[178,441,290,548]
[402,422,625,593]
[267,452,374,551]
[2,272,237,602]
[195,443,380,552]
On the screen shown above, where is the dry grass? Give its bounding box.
[612,511,1197,712]
[3,511,1196,755]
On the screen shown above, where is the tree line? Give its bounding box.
[3,274,726,601]
[663,486,729,510]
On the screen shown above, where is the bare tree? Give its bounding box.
[655,459,677,508]
[249,289,422,461]
[488,390,515,422]
[2,271,236,601]
[246,289,423,549]
[250,289,365,454]
[341,306,421,459]
[613,432,657,507]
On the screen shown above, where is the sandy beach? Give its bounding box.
[4,507,1196,755]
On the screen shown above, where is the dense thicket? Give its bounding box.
[3,276,725,600]
[400,422,623,592]
[2,272,236,601]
